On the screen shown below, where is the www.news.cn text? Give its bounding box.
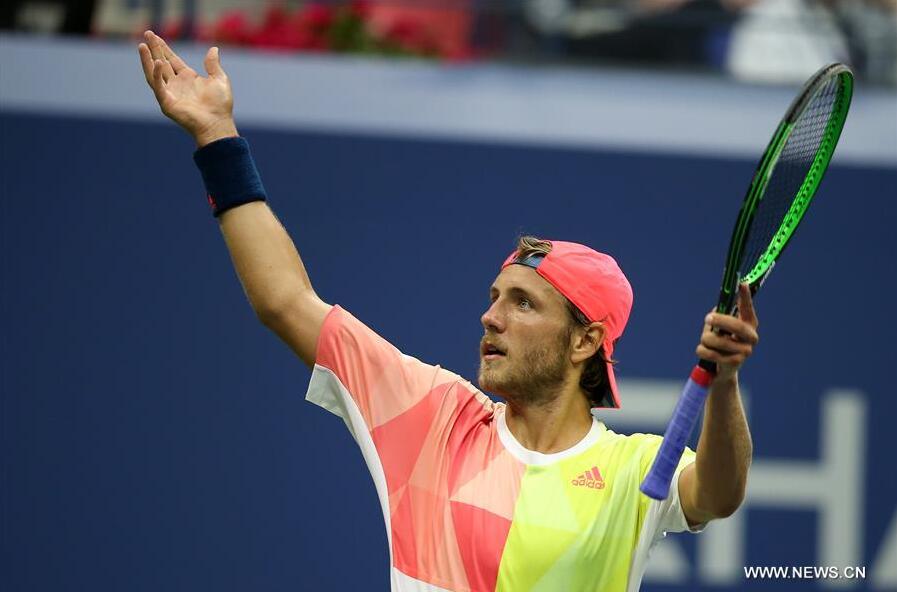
[744,566,867,580]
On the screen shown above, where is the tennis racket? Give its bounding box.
[640,63,854,501]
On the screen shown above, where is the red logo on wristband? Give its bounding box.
[207,194,218,210]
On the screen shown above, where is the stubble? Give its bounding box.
[478,327,572,407]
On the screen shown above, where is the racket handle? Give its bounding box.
[640,365,715,500]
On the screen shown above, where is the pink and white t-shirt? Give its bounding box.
[306,306,700,592]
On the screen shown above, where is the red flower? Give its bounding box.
[297,3,334,32]
[384,17,436,54]
[290,28,328,51]
[443,45,474,63]
[251,5,307,51]
[260,5,290,30]
[200,1,462,59]
[211,11,252,45]
[349,0,372,20]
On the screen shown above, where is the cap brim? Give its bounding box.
[592,340,621,409]
[598,361,621,409]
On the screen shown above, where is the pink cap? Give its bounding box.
[502,240,633,408]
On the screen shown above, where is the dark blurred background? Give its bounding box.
[1,0,895,84]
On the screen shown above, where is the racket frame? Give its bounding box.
[640,63,854,501]
[717,64,854,315]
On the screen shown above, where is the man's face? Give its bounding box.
[478,265,575,405]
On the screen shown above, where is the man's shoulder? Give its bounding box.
[594,424,664,461]
[600,425,662,446]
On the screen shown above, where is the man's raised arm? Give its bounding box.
[138,31,330,367]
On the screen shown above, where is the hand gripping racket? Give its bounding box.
[640,64,854,500]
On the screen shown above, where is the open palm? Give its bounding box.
[138,31,235,145]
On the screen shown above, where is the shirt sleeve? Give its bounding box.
[636,436,705,539]
[626,438,703,592]
[305,305,466,434]
[304,306,494,500]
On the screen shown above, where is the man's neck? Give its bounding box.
[504,389,593,454]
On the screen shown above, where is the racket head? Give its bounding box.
[716,64,854,315]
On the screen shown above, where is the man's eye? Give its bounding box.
[518,298,532,310]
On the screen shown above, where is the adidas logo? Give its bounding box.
[571,466,605,490]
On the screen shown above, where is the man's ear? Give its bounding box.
[571,322,606,364]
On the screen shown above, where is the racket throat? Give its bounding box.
[755,261,775,292]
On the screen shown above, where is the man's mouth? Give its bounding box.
[481,340,507,360]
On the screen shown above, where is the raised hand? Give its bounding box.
[697,283,760,380]
[137,30,238,147]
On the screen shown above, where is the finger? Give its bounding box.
[152,59,168,97]
[696,345,748,367]
[154,59,175,84]
[737,283,758,327]
[701,331,754,356]
[152,31,190,74]
[138,43,155,85]
[145,30,165,61]
[705,313,759,345]
[204,46,225,79]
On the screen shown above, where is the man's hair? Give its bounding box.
[514,236,615,407]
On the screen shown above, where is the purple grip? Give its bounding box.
[640,365,714,500]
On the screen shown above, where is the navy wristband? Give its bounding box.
[193,136,267,217]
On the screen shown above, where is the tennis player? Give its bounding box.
[138,31,757,592]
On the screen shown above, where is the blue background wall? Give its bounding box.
[2,37,896,592]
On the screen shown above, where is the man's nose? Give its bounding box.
[481,301,504,332]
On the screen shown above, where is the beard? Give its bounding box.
[478,328,571,407]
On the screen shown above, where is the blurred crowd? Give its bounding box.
[523,0,897,85]
[2,0,895,85]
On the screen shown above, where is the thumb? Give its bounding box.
[736,283,757,326]
[204,46,225,79]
